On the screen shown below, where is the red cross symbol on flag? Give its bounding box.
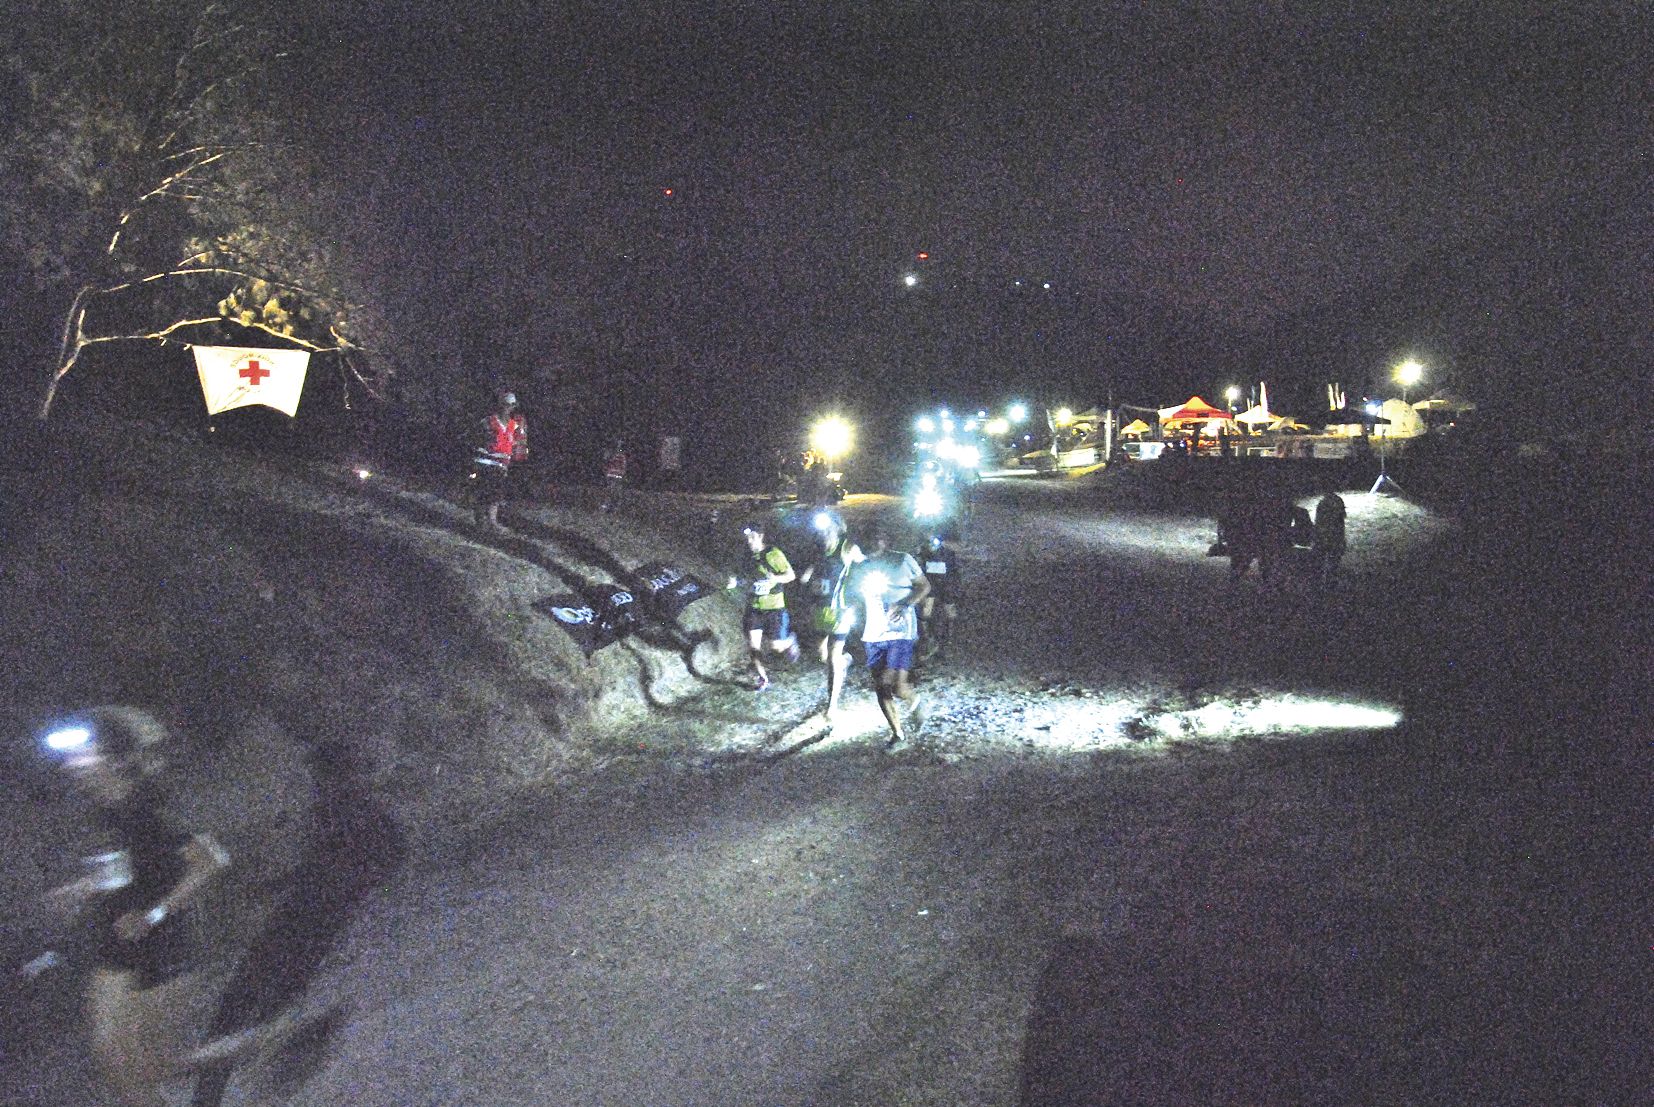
[239,358,269,386]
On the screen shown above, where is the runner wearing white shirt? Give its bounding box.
[851,523,930,746]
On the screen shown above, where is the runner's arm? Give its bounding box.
[113,833,229,941]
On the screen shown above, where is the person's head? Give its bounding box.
[741,519,767,552]
[812,509,845,548]
[497,389,518,412]
[41,706,168,806]
[869,521,897,553]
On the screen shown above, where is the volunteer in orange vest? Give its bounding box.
[473,390,528,529]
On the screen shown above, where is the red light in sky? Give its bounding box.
[662,188,674,197]
[916,251,929,260]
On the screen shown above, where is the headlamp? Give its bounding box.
[859,570,890,599]
[813,511,835,531]
[42,725,93,754]
[914,487,944,518]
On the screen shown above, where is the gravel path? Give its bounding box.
[222,469,1642,1106]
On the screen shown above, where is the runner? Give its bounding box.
[39,707,229,1107]
[733,518,799,691]
[851,522,931,746]
[798,510,864,723]
[36,707,340,1106]
[915,530,960,664]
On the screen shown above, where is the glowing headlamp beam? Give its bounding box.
[44,726,93,752]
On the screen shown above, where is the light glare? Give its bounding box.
[44,726,92,752]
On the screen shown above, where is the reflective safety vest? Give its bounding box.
[478,413,528,468]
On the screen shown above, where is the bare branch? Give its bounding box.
[106,151,232,255]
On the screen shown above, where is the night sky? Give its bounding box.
[282,2,1650,452]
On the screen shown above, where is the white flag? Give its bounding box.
[193,345,310,417]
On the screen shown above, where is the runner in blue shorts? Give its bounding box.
[850,522,930,746]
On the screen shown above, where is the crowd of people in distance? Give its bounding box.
[1216,487,1346,587]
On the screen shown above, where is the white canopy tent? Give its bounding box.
[1372,398,1427,438]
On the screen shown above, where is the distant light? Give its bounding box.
[962,419,978,431]
[956,444,981,468]
[1042,281,1052,290]
[984,417,1010,436]
[938,408,951,418]
[1395,359,1424,387]
[1225,386,1241,403]
[1365,402,1381,416]
[809,415,855,461]
[913,487,945,518]
[355,467,372,480]
[662,187,674,197]
[940,416,955,433]
[1053,407,1074,427]
[903,273,919,288]
[916,416,936,435]
[1008,403,1028,423]
[976,410,987,419]
[916,251,929,261]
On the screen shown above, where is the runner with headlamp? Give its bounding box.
[849,522,930,746]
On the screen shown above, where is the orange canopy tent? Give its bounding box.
[1160,396,1237,426]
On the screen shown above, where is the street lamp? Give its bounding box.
[1394,359,1424,406]
[1224,385,1241,412]
[1007,402,1028,424]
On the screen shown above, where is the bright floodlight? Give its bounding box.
[1008,403,1028,423]
[915,415,936,435]
[903,273,919,288]
[1225,386,1241,404]
[1395,359,1424,387]
[984,417,1010,436]
[809,415,855,461]
[1053,407,1074,426]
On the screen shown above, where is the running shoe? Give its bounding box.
[906,695,928,737]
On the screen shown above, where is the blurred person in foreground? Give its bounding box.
[37,707,327,1106]
[38,707,229,1107]
[850,522,930,746]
